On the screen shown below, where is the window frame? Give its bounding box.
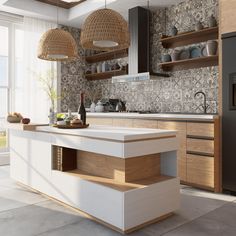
[0,19,23,155]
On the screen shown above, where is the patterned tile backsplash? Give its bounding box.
[60,0,219,114]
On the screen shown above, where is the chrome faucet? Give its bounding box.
[194,91,209,114]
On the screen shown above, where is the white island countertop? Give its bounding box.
[86,112,218,121]
[36,125,176,142]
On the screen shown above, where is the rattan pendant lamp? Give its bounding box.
[37,1,78,61]
[80,0,130,51]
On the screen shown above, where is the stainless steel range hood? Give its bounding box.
[112,6,168,83]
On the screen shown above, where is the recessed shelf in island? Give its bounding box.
[160,55,218,71]
[160,27,219,48]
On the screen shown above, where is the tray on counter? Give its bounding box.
[53,124,89,129]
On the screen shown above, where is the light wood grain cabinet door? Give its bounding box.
[158,121,187,181]
[112,118,133,127]
[86,118,113,126]
[187,138,214,156]
[220,0,236,34]
[187,154,214,188]
[187,122,214,138]
[132,119,158,128]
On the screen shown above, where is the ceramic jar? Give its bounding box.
[170,26,178,36]
[206,40,218,56]
[95,100,104,112]
[161,54,171,62]
[195,21,203,31]
[208,15,217,27]
[90,102,96,112]
[171,49,180,61]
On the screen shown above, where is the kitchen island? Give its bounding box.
[8,124,179,233]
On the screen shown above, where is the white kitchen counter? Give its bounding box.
[87,112,218,121]
[8,124,179,233]
[36,125,176,142]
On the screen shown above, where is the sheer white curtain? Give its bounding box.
[21,17,57,123]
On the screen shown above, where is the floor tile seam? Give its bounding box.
[0,199,49,214]
[159,201,234,236]
[34,218,86,236]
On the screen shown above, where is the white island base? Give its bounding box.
[9,125,180,234]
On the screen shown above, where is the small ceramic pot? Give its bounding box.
[95,100,104,112]
[195,21,203,31]
[161,54,171,62]
[170,26,178,36]
[171,50,180,61]
[206,40,218,56]
[90,102,96,112]
[96,63,102,73]
[208,15,217,27]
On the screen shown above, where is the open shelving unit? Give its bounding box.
[159,55,218,71]
[84,49,128,80]
[85,68,127,81]
[160,27,219,48]
[159,27,219,71]
[85,49,128,64]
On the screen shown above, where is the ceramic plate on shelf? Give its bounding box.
[179,49,190,60]
[190,46,201,58]
[201,45,208,57]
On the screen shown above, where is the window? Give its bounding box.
[0,19,23,163]
[0,24,9,154]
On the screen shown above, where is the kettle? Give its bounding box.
[95,100,104,112]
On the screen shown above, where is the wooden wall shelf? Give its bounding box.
[85,49,128,64]
[85,69,127,80]
[160,55,218,71]
[160,27,219,48]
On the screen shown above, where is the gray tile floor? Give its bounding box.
[1,165,236,236]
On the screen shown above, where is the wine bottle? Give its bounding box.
[78,92,86,125]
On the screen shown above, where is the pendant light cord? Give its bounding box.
[105,0,107,9]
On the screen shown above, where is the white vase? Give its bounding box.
[90,102,96,112]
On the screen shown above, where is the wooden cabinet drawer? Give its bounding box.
[187,138,214,156]
[187,154,214,188]
[132,119,158,128]
[158,121,186,131]
[112,119,133,127]
[187,122,214,138]
[86,118,113,126]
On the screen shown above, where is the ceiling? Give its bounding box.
[36,0,85,9]
[0,0,185,28]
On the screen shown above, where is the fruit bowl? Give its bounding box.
[7,116,22,123]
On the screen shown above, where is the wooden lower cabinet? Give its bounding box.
[87,117,220,191]
[158,121,187,182]
[186,154,214,189]
[133,119,158,128]
[87,117,113,126]
[112,118,133,127]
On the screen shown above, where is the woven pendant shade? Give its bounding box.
[38,28,78,61]
[80,8,130,51]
